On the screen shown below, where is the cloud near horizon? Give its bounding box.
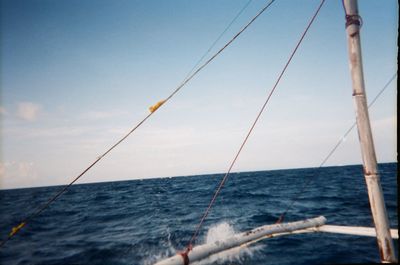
[16,102,42,122]
[0,161,39,189]
[80,110,129,121]
[0,106,8,116]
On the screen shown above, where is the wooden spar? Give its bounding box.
[240,225,399,241]
[153,216,326,265]
[154,219,398,265]
[343,0,397,262]
[310,225,398,239]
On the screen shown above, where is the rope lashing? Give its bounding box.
[345,14,362,28]
[342,0,363,33]
[178,249,190,265]
[9,222,26,237]
[149,100,166,113]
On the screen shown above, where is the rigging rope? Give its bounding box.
[183,0,254,80]
[121,1,254,257]
[0,0,276,249]
[184,0,326,254]
[276,72,397,224]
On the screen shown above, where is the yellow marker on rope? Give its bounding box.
[9,222,25,237]
[149,100,166,113]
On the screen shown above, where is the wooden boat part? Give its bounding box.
[154,216,327,265]
[305,225,398,239]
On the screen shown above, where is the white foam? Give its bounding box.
[206,222,235,244]
[150,222,263,265]
[142,228,178,265]
[192,221,263,265]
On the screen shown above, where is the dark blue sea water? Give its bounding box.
[0,163,398,265]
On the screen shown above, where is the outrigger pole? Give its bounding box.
[153,218,399,265]
[154,216,327,265]
[343,0,397,262]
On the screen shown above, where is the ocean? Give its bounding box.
[0,163,398,265]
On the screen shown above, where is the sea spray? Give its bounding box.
[142,228,177,265]
[142,241,177,265]
[205,222,235,244]
[192,222,263,265]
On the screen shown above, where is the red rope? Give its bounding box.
[185,0,326,254]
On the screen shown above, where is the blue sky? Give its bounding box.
[0,0,397,189]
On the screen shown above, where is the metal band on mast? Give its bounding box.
[343,0,396,262]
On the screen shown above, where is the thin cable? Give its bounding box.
[165,0,276,103]
[121,1,253,257]
[185,0,326,251]
[183,0,253,80]
[276,72,397,223]
[0,0,276,249]
[0,111,154,248]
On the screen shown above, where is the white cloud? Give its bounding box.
[0,106,8,116]
[0,162,5,177]
[81,110,129,120]
[18,162,36,177]
[2,125,92,139]
[16,102,42,122]
[0,161,39,189]
[371,115,397,162]
[372,115,397,129]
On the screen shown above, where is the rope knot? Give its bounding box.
[9,222,26,237]
[276,215,284,224]
[179,249,189,265]
[177,245,192,265]
[149,100,166,113]
[345,14,362,28]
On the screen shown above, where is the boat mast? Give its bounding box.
[343,0,396,262]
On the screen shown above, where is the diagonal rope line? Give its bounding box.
[183,0,254,80]
[120,1,254,257]
[276,72,397,224]
[0,111,154,248]
[164,0,276,103]
[185,0,326,252]
[0,0,276,249]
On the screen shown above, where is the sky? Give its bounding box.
[0,0,397,189]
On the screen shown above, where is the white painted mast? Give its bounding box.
[343,0,396,262]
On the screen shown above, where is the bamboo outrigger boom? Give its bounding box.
[154,216,327,265]
[309,225,398,239]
